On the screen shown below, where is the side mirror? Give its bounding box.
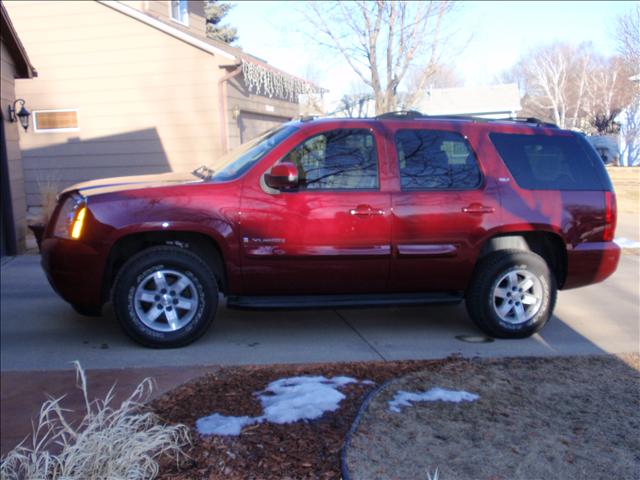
[265,162,299,190]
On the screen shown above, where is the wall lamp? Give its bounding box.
[8,99,31,132]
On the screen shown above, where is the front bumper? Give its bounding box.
[41,236,107,307]
[563,241,621,289]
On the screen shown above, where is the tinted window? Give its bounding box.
[282,129,378,190]
[395,130,482,190]
[490,133,606,190]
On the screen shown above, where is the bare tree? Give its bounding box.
[304,1,455,114]
[509,43,593,129]
[338,93,374,117]
[615,5,640,166]
[619,96,640,166]
[509,42,634,132]
[586,56,635,134]
[616,4,640,69]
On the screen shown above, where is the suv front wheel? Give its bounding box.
[466,250,556,338]
[113,246,218,348]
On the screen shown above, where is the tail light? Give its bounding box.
[603,191,616,242]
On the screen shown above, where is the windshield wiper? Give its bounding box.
[192,165,215,180]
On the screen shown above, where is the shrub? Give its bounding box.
[0,362,190,480]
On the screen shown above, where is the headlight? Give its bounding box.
[53,194,87,239]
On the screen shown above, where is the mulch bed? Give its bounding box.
[152,358,455,479]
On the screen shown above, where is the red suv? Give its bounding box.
[41,114,620,347]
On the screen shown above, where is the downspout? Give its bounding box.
[218,64,242,154]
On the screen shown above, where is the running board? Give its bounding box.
[226,292,463,310]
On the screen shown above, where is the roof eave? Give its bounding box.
[1,3,36,78]
[97,0,236,60]
[98,1,326,95]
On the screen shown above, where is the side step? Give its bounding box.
[226,292,463,310]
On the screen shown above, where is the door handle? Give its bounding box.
[349,205,385,216]
[462,204,495,214]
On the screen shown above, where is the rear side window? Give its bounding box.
[282,129,379,190]
[395,130,482,190]
[490,133,606,190]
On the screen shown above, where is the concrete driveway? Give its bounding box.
[2,227,638,372]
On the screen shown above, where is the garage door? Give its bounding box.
[238,111,291,144]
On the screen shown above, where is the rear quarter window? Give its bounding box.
[490,133,608,190]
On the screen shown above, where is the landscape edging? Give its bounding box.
[340,379,396,480]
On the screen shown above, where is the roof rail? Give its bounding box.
[423,114,489,122]
[375,110,425,119]
[507,117,559,128]
[371,111,559,128]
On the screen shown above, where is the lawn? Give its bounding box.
[608,166,639,214]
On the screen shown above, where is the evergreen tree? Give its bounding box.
[205,1,238,44]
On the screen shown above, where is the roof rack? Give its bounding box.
[375,110,425,119]
[507,117,559,128]
[373,111,558,128]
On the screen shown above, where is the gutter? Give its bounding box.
[97,1,236,60]
[218,65,243,154]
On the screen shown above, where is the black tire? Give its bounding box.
[112,246,218,348]
[71,304,103,317]
[465,249,556,339]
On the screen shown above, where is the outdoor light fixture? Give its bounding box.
[231,104,241,120]
[8,99,31,132]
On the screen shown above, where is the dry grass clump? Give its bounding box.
[0,362,190,480]
[36,173,61,226]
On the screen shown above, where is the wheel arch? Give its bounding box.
[477,230,567,288]
[103,230,228,302]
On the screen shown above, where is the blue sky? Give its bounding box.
[225,1,633,102]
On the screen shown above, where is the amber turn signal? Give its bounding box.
[70,207,86,239]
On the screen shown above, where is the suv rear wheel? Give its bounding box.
[113,246,218,348]
[466,250,556,338]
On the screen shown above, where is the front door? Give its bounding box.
[389,126,500,292]
[239,127,391,295]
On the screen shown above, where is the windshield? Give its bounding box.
[209,125,299,182]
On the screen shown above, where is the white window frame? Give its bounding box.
[169,0,189,26]
[33,109,80,133]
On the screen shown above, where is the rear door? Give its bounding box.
[389,125,502,292]
[239,125,392,295]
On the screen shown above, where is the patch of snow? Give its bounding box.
[388,387,479,413]
[196,375,369,436]
[258,375,357,424]
[615,237,640,249]
[196,413,256,436]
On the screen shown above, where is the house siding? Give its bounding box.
[226,75,297,149]
[137,0,208,39]
[0,40,27,252]
[5,0,228,208]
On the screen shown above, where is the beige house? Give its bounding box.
[5,0,323,218]
[1,1,36,256]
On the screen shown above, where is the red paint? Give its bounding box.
[41,117,620,308]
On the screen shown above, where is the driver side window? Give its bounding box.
[281,129,379,190]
